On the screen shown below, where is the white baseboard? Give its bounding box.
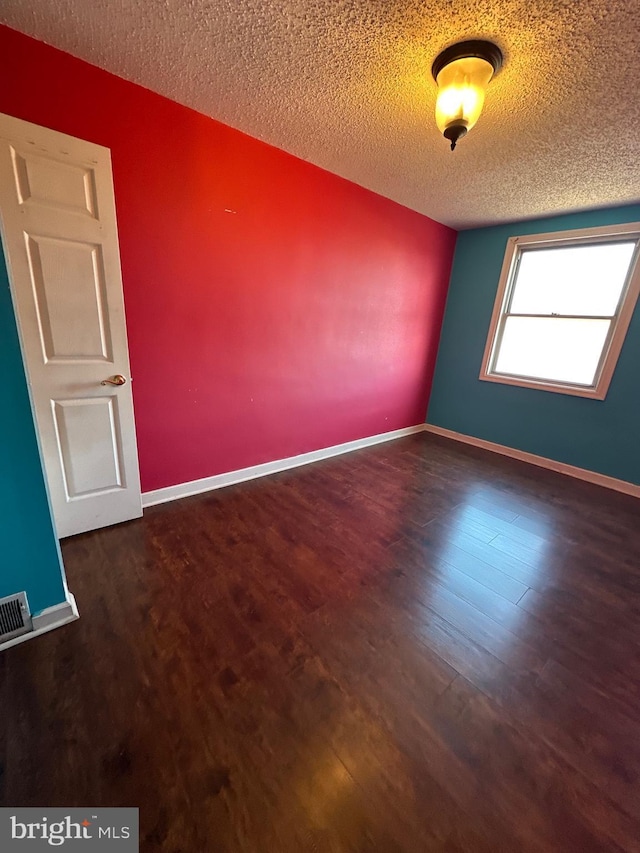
[142,424,426,507]
[0,593,79,653]
[424,424,640,498]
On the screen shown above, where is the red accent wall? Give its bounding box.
[0,25,456,492]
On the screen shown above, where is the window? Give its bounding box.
[480,222,640,399]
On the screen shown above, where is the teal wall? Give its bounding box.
[428,203,640,487]
[0,239,67,614]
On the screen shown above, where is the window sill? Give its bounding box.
[478,371,607,400]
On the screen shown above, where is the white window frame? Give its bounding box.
[479,222,640,400]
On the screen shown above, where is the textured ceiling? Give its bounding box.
[2,0,639,228]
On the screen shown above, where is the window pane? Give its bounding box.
[509,242,636,316]
[494,317,611,385]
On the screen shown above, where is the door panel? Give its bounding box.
[53,397,124,497]
[27,236,112,362]
[11,146,98,217]
[0,113,141,537]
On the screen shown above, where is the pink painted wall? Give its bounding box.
[0,25,456,492]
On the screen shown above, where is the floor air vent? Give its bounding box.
[0,592,33,643]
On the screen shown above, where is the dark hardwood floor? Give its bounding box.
[1,432,640,851]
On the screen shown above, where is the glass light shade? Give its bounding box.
[435,55,495,134]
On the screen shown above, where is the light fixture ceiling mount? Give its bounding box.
[432,40,503,151]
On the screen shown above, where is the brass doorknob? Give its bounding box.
[101,374,127,386]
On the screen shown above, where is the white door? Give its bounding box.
[0,113,142,538]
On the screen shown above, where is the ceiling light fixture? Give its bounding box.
[432,40,503,151]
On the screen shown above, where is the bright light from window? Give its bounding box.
[495,316,611,385]
[510,243,635,316]
[481,225,640,399]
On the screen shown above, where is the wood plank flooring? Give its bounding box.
[1,432,640,851]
